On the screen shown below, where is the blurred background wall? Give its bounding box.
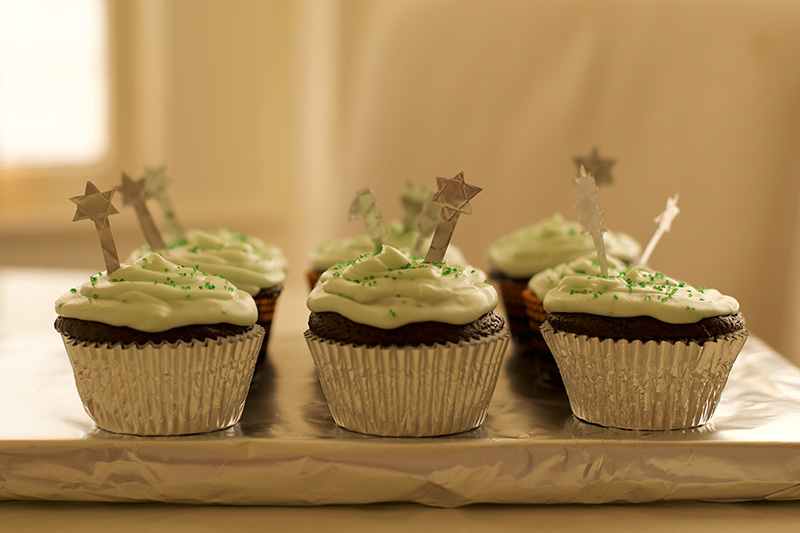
[2,0,800,364]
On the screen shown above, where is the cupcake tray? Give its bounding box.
[2,270,800,507]
[2,330,800,506]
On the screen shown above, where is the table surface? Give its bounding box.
[2,267,800,529]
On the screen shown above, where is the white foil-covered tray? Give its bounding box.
[2,329,800,506]
[1,271,800,506]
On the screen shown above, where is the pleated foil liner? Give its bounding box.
[304,329,510,437]
[540,321,749,430]
[60,325,265,436]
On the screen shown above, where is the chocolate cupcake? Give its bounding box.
[304,245,510,437]
[487,214,640,358]
[55,252,264,435]
[540,265,748,430]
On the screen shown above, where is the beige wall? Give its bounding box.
[3,0,800,363]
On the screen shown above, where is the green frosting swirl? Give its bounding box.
[132,229,287,296]
[542,265,740,324]
[307,245,497,329]
[55,252,257,332]
[528,254,631,300]
[487,213,641,278]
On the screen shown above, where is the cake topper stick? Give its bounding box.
[574,146,615,186]
[413,200,443,256]
[573,165,609,276]
[117,172,167,251]
[143,166,184,239]
[401,182,433,231]
[424,171,482,263]
[349,187,387,253]
[638,193,680,267]
[70,181,122,273]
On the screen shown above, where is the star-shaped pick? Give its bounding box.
[639,193,680,266]
[430,171,482,220]
[70,181,119,222]
[424,171,482,263]
[349,187,387,253]
[574,147,615,186]
[117,172,166,250]
[69,181,121,273]
[143,166,184,238]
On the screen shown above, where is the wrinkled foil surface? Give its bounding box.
[61,326,264,436]
[2,329,800,506]
[541,322,749,430]
[305,329,509,437]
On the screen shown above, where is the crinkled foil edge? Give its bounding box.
[60,325,265,436]
[304,329,510,437]
[541,321,749,430]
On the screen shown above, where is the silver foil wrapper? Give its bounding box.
[541,321,749,430]
[60,325,265,436]
[304,329,510,437]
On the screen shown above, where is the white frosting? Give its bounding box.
[309,221,467,270]
[528,254,631,300]
[487,213,641,278]
[542,265,740,324]
[307,245,497,329]
[56,252,258,332]
[132,229,286,296]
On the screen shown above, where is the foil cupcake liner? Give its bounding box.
[304,329,510,437]
[254,286,282,369]
[61,325,265,436]
[540,321,749,430]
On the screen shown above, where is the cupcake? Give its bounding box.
[487,213,640,357]
[307,220,467,289]
[54,252,265,435]
[132,228,286,369]
[540,265,748,430]
[521,253,631,372]
[304,245,510,437]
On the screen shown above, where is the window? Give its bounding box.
[0,0,108,168]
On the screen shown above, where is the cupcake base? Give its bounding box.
[304,329,510,437]
[61,325,265,436]
[541,321,749,430]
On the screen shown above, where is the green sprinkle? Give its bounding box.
[389,309,396,317]
[70,288,77,293]
[92,294,98,299]
[613,295,619,300]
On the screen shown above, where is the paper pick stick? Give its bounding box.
[143,166,184,239]
[349,188,387,253]
[573,166,608,276]
[424,171,482,263]
[639,193,680,266]
[413,200,443,255]
[70,181,121,273]
[401,182,433,230]
[117,172,167,250]
[574,146,615,186]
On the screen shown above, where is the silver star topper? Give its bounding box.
[424,171,481,263]
[574,146,615,186]
[70,181,121,273]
